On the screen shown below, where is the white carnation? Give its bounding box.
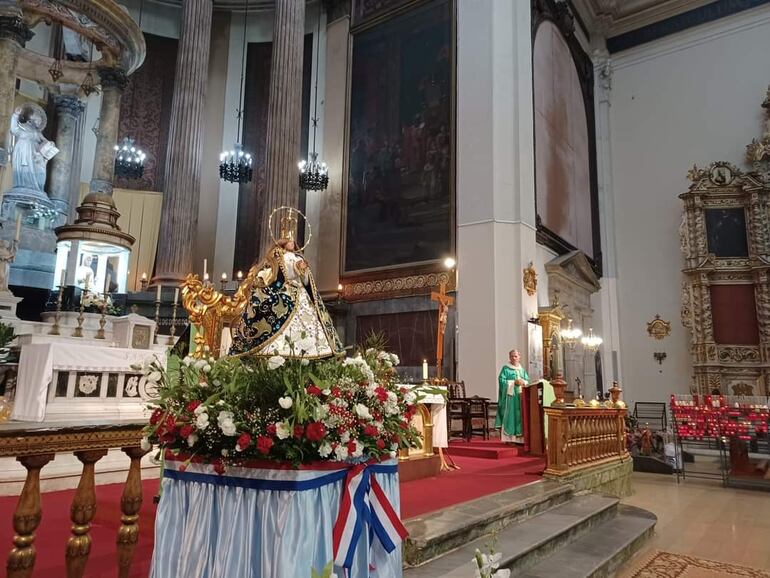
[354,403,372,420]
[340,431,350,443]
[319,442,333,458]
[276,421,291,440]
[194,405,206,415]
[140,437,152,452]
[334,445,349,461]
[217,411,237,436]
[195,412,210,429]
[187,434,198,447]
[404,392,417,404]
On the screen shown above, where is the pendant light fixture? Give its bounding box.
[298,3,328,191]
[219,0,253,184]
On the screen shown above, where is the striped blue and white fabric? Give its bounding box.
[150,457,403,578]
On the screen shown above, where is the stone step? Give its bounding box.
[446,444,522,460]
[404,493,619,577]
[516,505,657,578]
[403,479,573,567]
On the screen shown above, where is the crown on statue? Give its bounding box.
[279,208,298,242]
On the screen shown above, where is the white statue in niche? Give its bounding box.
[10,103,59,193]
[0,239,18,294]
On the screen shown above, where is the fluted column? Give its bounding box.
[49,95,85,220]
[90,68,127,195]
[153,0,212,283]
[0,12,33,178]
[259,0,306,252]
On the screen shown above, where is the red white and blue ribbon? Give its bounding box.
[332,463,408,570]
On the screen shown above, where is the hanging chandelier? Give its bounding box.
[580,327,603,352]
[219,0,253,184]
[299,2,329,192]
[114,137,146,180]
[560,318,583,350]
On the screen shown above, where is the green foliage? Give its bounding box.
[0,322,15,348]
[359,329,388,353]
[311,561,334,578]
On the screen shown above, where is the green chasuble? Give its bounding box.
[495,364,529,438]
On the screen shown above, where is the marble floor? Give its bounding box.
[619,472,770,574]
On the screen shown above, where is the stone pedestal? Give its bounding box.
[153,0,213,284]
[0,291,21,319]
[259,0,306,252]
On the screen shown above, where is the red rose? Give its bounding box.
[150,408,163,425]
[307,384,322,396]
[159,429,176,444]
[237,433,252,450]
[267,423,277,436]
[375,387,388,402]
[305,422,326,442]
[256,436,274,454]
[179,424,194,439]
[212,459,225,475]
[363,425,378,437]
[347,440,357,454]
[294,424,305,439]
[185,400,201,413]
[165,415,177,431]
[376,439,386,450]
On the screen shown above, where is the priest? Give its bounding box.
[495,349,528,443]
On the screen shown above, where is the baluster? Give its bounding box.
[66,449,108,578]
[117,446,149,578]
[7,453,55,578]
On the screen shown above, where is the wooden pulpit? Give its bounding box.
[521,381,545,456]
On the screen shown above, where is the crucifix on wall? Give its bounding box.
[431,281,454,380]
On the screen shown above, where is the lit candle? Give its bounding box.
[141,272,147,281]
[236,270,243,281]
[203,258,208,279]
[422,360,428,381]
[59,269,66,287]
[156,284,162,302]
[338,283,343,291]
[14,213,21,242]
[221,272,228,282]
[203,272,209,282]
[173,287,179,305]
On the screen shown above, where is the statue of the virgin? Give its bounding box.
[229,207,344,359]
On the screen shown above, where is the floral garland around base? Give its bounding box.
[140,345,428,471]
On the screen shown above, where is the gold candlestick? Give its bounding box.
[95,296,107,339]
[153,298,161,344]
[73,294,85,338]
[49,283,65,335]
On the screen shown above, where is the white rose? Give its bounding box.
[187,434,198,447]
[319,442,333,458]
[354,403,372,420]
[196,412,210,429]
[390,353,400,366]
[276,422,290,440]
[140,437,152,452]
[334,445,349,461]
[217,411,237,436]
[267,355,286,370]
[278,396,293,409]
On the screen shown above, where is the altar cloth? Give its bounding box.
[151,457,403,578]
[11,342,166,422]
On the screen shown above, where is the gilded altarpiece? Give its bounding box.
[680,161,770,396]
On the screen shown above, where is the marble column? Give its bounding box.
[456,0,538,400]
[0,12,33,176]
[154,0,212,284]
[90,67,127,196]
[49,95,85,220]
[259,0,306,252]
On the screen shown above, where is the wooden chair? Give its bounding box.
[447,381,471,441]
[467,396,490,440]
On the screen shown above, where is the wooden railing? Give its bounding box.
[544,407,629,476]
[0,420,147,578]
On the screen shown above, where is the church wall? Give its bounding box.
[607,4,770,405]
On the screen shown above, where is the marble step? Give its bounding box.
[517,505,657,578]
[404,493,619,577]
[403,479,573,567]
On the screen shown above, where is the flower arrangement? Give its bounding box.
[141,343,425,470]
[79,290,122,315]
[473,545,510,578]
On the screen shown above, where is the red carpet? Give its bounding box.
[0,451,543,576]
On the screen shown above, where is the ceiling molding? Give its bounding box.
[570,0,716,36]
[145,0,318,13]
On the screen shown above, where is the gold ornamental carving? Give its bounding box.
[523,263,538,297]
[646,314,671,340]
[342,271,455,301]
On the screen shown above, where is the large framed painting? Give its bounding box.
[343,0,454,278]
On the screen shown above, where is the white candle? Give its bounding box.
[59,269,66,287]
[156,284,162,302]
[173,287,179,305]
[14,213,21,242]
[203,258,208,279]
[141,272,147,281]
[104,274,111,294]
[422,360,428,381]
[221,272,227,282]
[236,270,243,281]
